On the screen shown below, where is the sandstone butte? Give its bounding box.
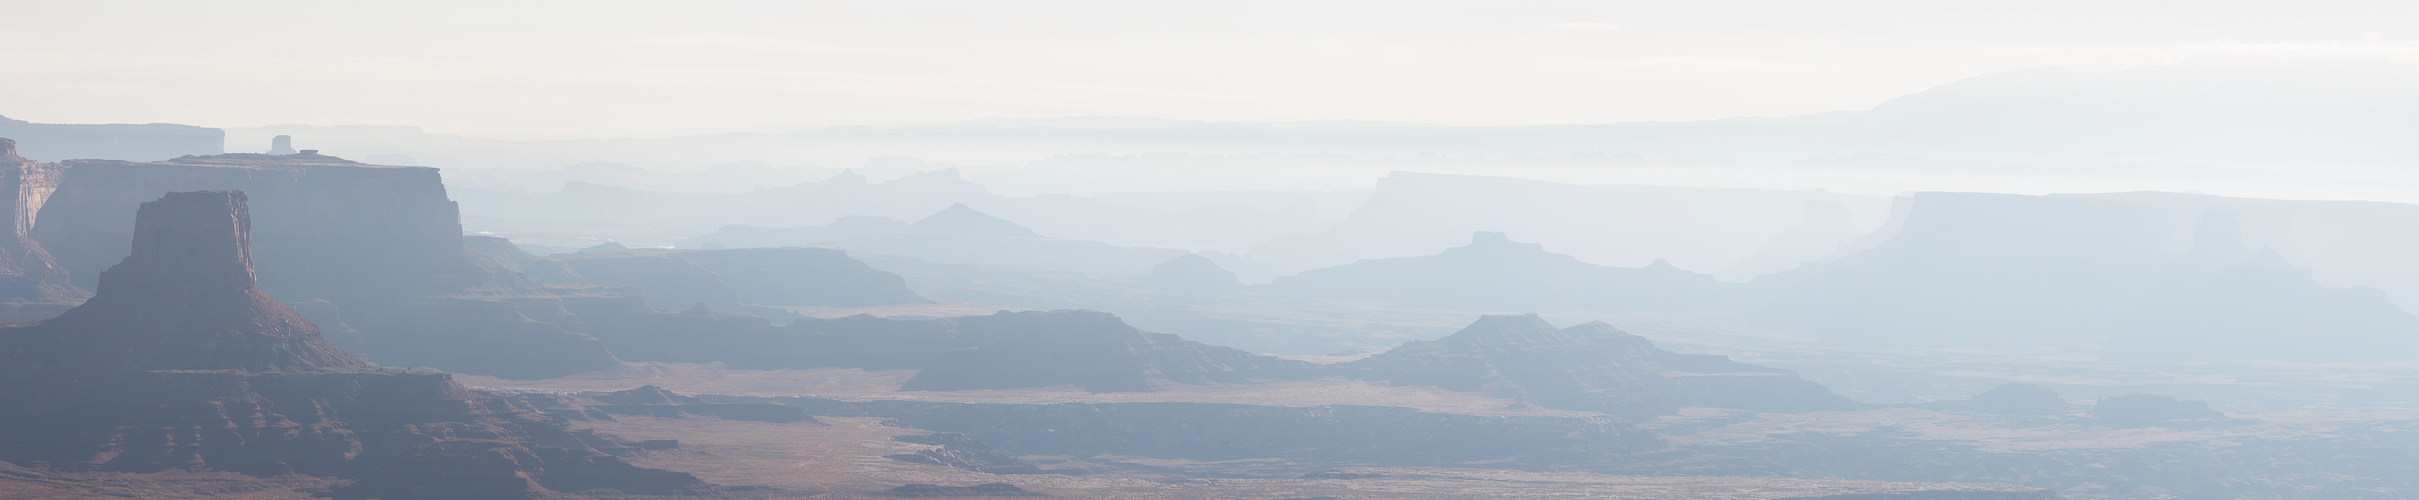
[0,190,730,500]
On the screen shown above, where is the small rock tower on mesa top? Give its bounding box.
[267,135,297,154]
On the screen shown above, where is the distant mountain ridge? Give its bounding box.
[1344,315,1857,418]
[1749,191,2419,361]
[213,59,2419,171]
[0,115,222,162]
[1272,231,1736,312]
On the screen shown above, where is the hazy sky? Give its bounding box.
[6,0,2418,134]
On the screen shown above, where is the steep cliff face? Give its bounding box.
[0,190,712,499]
[0,138,82,307]
[1344,315,1858,418]
[29,153,527,304]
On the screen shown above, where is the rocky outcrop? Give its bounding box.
[1343,315,1858,418]
[0,116,223,162]
[785,398,1669,467]
[2090,394,2225,422]
[1271,232,1737,312]
[901,310,1320,393]
[266,135,296,155]
[511,385,818,424]
[0,190,715,499]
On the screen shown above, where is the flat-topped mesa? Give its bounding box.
[32,151,537,306]
[31,190,368,373]
[0,138,79,303]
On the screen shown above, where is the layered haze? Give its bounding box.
[10,2,2419,499]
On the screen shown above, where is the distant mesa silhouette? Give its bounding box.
[1142,253,1241,289]
[910,202,1042,238]
[580,241,631,252]
[1965,384,2072,415]
[0,115,222,161]
[267,134,297,154]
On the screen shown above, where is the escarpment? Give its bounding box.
[0,190,720,499]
